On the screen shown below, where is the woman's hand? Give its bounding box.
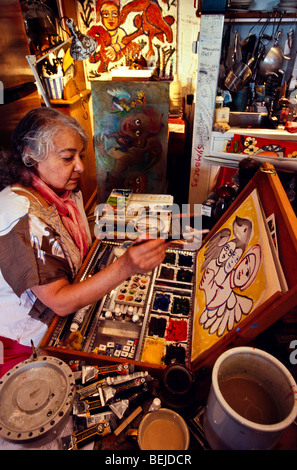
[121,237,168,277]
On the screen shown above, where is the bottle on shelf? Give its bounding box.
[169,73,182,116]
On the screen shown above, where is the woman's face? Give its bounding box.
[218,241,236,264]
[36,128,85,193]
[233,253,256,288]
[100,3,120,31]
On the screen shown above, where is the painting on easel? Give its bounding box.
[76,0,177,79]
[91,80,169,202]
[191,188,288,363]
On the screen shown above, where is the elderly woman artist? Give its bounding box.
[0,107,168,377]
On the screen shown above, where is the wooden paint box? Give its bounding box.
[40,163,297,374]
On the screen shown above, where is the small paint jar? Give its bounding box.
[114,306,122,319]
[127,306,134,317]
[105,310,113,320]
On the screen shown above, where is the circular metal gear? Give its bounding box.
[0,356,75,442]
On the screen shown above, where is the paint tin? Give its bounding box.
[138,408,190,450]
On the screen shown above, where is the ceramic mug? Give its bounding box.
[138,408,190,450]
[204,346,297,450]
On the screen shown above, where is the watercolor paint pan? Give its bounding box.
[177,252,194,268]
[165,317,189,343]
[170,295,191,317]
[141,337,166,365]
[151,291,172,314]
[164,343,187,366]
[176,268,194,284]
[163,250,177,265]
[162,250,195,268]
[157,264,194,285]
[147,314,168,338]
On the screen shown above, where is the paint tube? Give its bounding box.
[70,304,91,332]
[106,371,148,385]
[81,363,130,384]
[109,399,129,419]
[86,411,116,428]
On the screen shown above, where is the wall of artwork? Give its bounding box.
[75,1,200,94]
[76,0,178,80]
[71,1,200,202]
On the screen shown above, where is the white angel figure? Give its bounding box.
[199,244,261,337]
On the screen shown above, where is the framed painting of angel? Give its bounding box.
[191,188,286,362]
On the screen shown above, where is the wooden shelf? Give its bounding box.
[48,89,91,106]
[225,11,297,21]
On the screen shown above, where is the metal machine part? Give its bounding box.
[0,356,75,442]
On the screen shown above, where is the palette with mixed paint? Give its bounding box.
[97,272,152,324]
[114,274,151,307]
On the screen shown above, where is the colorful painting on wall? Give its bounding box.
[91,80,169,202]
[76,0,177,79]
[191,188,287,362]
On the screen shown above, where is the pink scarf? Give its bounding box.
[31,175,89,261]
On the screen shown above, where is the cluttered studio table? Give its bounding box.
[0,351,209,451]
[0,343,297,452]
[1,179,297,452]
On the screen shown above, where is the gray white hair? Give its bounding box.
[15,108,88,167]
